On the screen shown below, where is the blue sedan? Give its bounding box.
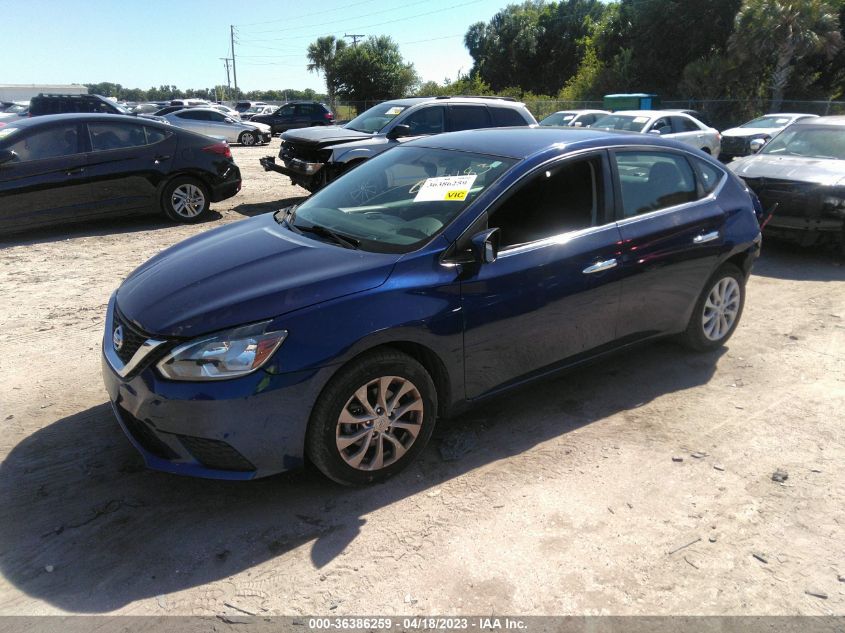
[102,127,762,485]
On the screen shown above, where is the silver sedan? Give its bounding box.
[592,110,721,158]
[163,108,272,145]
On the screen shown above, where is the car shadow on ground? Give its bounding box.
[752,238,844,282]
[0,341,724,613]
[0,211,225,248]
[230,196,307,218]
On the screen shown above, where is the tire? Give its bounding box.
[239,130,258,146]
[306,349,438,486]
[681,263,746,351]
[160,177,210,223]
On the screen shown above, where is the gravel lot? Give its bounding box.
[0,139,843,616]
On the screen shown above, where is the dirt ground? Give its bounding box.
[0,139,843,617]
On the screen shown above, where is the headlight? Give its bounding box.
[157,321,287,381]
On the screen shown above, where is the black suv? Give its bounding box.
[28,93,127,117]
[260,96,536,192]
[250,101,334,135]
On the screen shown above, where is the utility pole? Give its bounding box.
[220,57,232,100]
[230,25,238,97]
[344,33,365,46]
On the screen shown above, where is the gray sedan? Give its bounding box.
[163,108,272,145]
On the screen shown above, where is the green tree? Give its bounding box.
[333,36,418,108]
[730,0,842,109]
[307,35,348,108]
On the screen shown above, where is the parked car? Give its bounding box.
[235,100,267,113]
[28,93,127,117]
[171,99,210,107]
[131,103,162,115]
[719,113,818,162]
[163,108,272,146]
[729,115,845,248]
[539,109,609,128]
[240,104,276,121]
[0,113,241,235]
[0,102,29,121]
[261,96,536,194]
[103,127,760,483]
[664,109,713,127]
[147,105,193,117]
[250,101,334,133]
[591,110,721,157]
[210,103,241,120]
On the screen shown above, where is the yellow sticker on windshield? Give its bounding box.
[385,106,404,116]
[414,175,477,202]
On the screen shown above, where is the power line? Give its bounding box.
[235,0,385,29]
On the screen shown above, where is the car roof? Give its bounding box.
[383,96,525,107]
[612,110,678,119]
[547,109,608,115]
[3,113,167,129]
[403,126,694,159]
[793,115,845,126]
[756,112,818,118]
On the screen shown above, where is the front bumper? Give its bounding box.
[101,297,334,479]
[259,155,324,178]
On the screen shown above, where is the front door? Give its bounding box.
[461,151,624,398]
[0,122,93,233]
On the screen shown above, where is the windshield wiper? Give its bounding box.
[297,223,360,249]
[274,205,299,229]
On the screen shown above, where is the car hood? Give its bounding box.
[281,125,373,147]
[729,154,845,187]
[248,121,271,132]
[116,213,400,338]
[722,127,782,138]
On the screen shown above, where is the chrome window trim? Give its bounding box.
[498,222,618,259]
[103,296,166,379]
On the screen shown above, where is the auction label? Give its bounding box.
[413,175,477,202]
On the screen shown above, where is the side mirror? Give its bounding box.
[749,138,767,154]
[573,121,583,127]
[387,124,412,140]
[0,149,17,165]
[470,228,500,264]
[224,118,235,124]
[648,128,662,135]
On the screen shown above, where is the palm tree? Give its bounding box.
[731,0,842,110]
[307,36,347,110]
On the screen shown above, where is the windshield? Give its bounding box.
[742,115,794,129]
[539,112,576,127]
[279,146,518,253]
[5,104,27,114]
[345,102,409,133]
[761,126,845,160]
[0,126,21,141]
[591,114,648,132]
[245,106,263,114]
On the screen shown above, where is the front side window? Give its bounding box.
[449,106,492,132]
[279,146,517,253]
[6,124,80,162]
[345,102,408,133]
[88,122,147,151]
[401,106,445,135]
[489,155,603,248]
[650,118,672,134]
[614,151,697,217]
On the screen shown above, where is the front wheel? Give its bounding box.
[681,263,746,351]
[239,131,258,146]
[306,349,438,485]
[161,177,210,223]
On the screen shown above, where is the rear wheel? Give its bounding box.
[306,349,438,486]
[161,177,210,223]
[239,131,258,146]
[681,264,745,351]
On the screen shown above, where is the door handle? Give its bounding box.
[154,155,171,164]
[582,258,618,274]
[693,230,720,244]
[65,167,84,176]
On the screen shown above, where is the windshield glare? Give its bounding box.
[345,103,409,133]
[591,114,648,132]
[762,127,845,160]
[284,146,517,253]
[742,116,793,129]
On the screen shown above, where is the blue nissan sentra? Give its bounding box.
[102,127,762,485]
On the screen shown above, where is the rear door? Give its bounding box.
[461,151,623,398]
[83,121,177,215]
[611,149,727,339]
[670,115,705,149]
[171,110,210,135]
[447,105,493,132]
[0,122,93,233]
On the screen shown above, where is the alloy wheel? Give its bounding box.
[702,276,741,341]
[335,376,424,471]
[241,132,256,146]
[170,184,206,218]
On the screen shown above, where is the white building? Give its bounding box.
[0,84,88,102]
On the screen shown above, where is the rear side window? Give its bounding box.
[176,111,207,120]
[614,151,697,217]
[693,158,724,195]
[6,124,81,161]
[449,105,492,132]
[491,107,528,127]
[674,116,700,133]
[88,122,147,151]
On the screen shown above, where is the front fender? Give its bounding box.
[328,145,380,165]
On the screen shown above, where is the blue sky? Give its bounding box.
[1,0,511,93]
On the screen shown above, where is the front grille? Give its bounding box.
[721,136,748,155]
[280,141,326,164]
[742,177,822,218]
[113,310,150,364]
[176,435,256,472]
[117,405,180,460]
